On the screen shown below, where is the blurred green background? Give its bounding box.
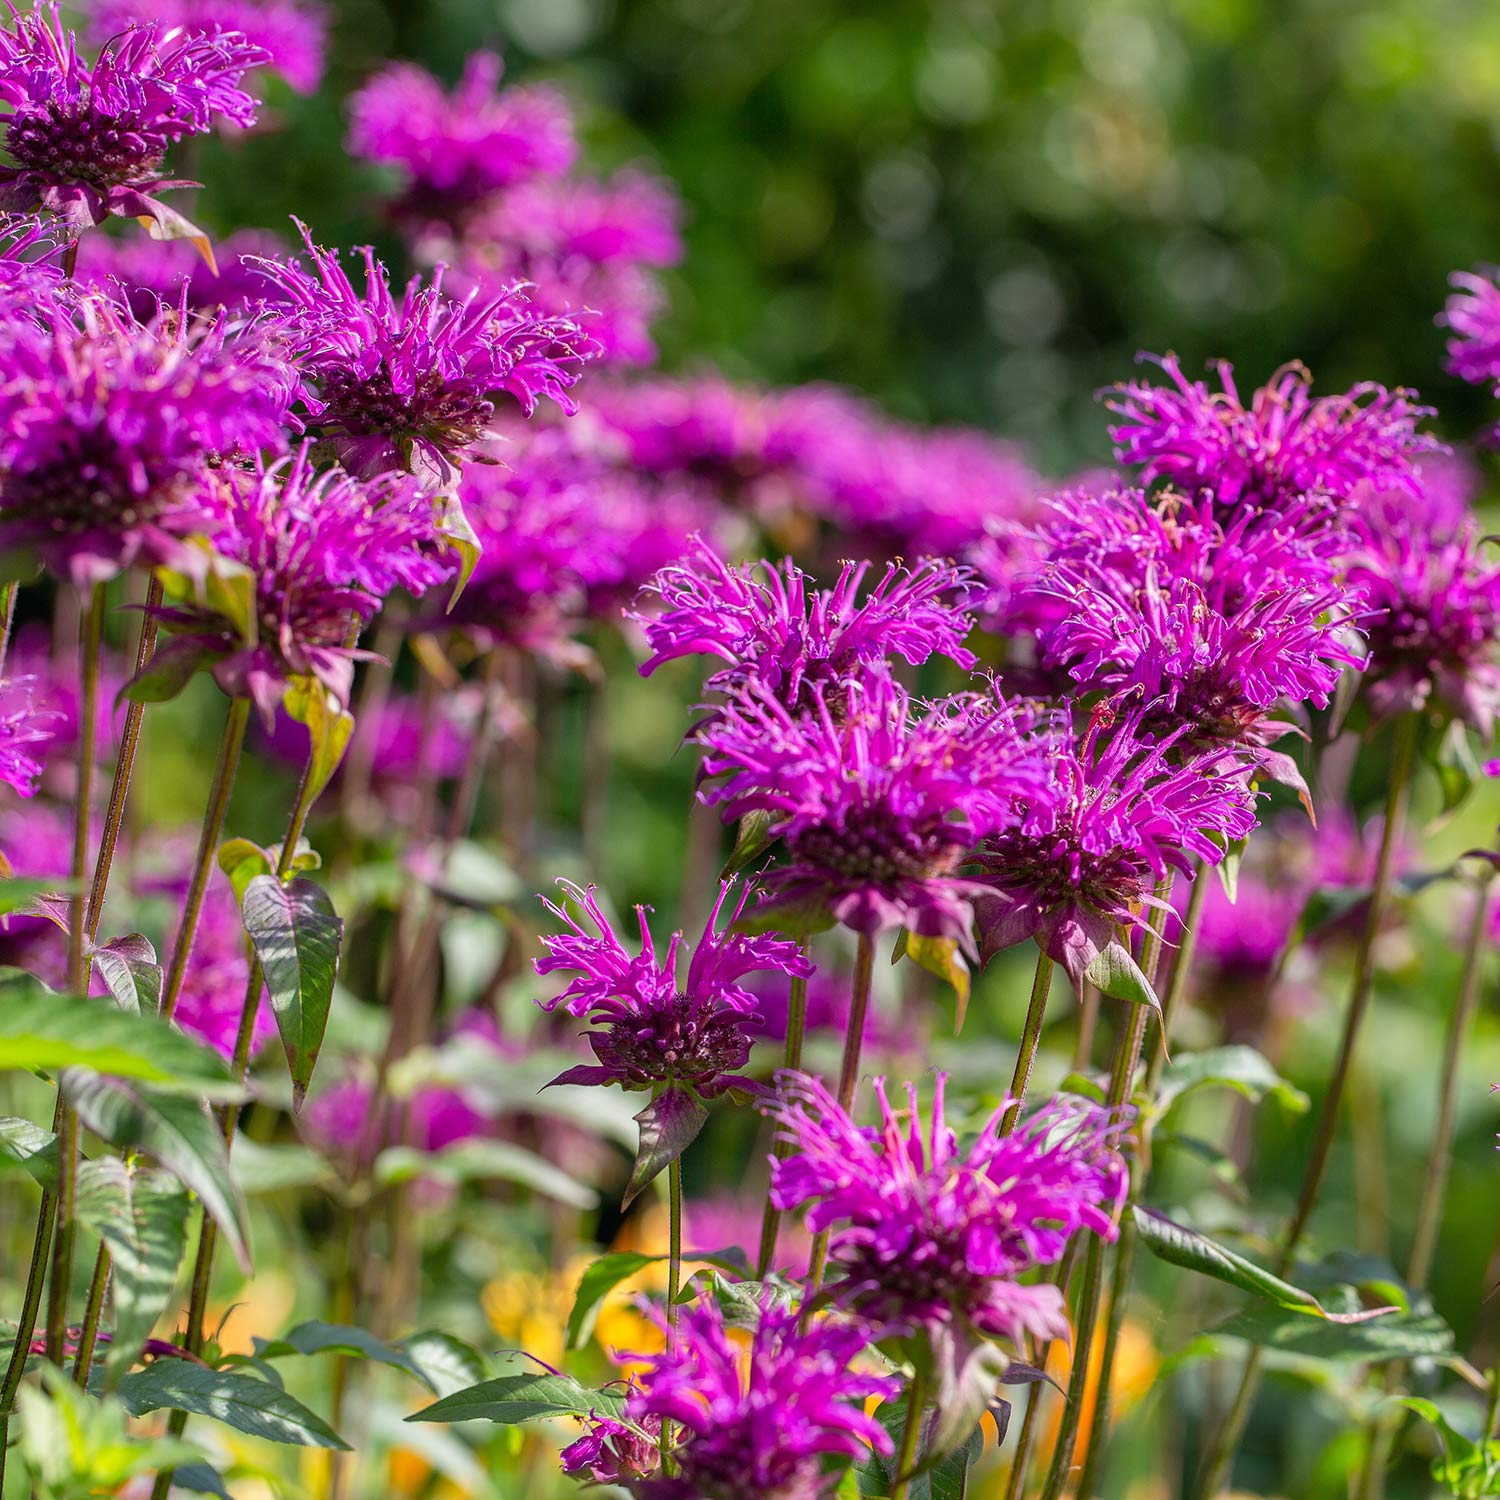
[199,0,1500,473]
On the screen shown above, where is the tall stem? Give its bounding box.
[1038,879,1174,1500]
[668,1155,683,1328]
[1075,865,1211,1496]
[46,585,105,1360]
[1356,869,1493,1500]
[1001,950,1055,1136]
[1002,1242,1081,1500]
[1196,714,1418,1500]
[152,748,320,1500]
[757,950,810,1277]
[0,578,19,678]
[805,931,876,1301]
[891,1369,928,1500]
[158,697,252,1022]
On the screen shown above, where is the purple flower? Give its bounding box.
[560,1406,663,1490]
[0,676,58,799]
[76,226,290,320]
[622,1293,897,1500]
[535,879,810,1099]
[0,210,62,304]
[86,0,328,96]
[1105,352,1439,511]
[1440,268,1500,389]
[0,3,265,237]
[0,291,290,586]
[1345,485,1500,733]
[448,169,682,365]
[764,1070,1127,1349]
[632,539,976,709]
[1024,488,1363,787]
[698,668,1054,950]
[973,712,1259,987]
[252,222,601,487]
[347,51,575,226]
[142,449,447,719]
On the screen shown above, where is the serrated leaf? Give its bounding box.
[242,874,343,1111]
[1400,1397,1500,1497]
[283,677,355,805]
[1155,1045,1309,1119]
[254,1321,433,1390]
[407,1365,626,1427]
[1133,1208,1397,1323]
[92,933,163,1016]
[76,1158,189,1388]
[373,1138,597,1208]
[623,1087,709,1209]
[0,987,242,1098]
[0,1115,58,1188]
[115,1361,349,1448]
[1083,940,1161,1018]
[895,931,971,1031]
[65,1073,251,1273]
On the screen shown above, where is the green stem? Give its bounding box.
[1001,949,1055,1136]
[891,1369,928,1500]
[1356,868,1494,1500]
[46,585,105,1361]
[152,746,320,1500]
[1002,1243,1080,1500]
[1038,879,1175,1500]
[70,1251,110,1386]
[158,696,252,1023]
[0,578,19,678]
[757,950,810,1277]
[1075,865,1211,1496]
[805,931,876,1301]
[668,1154,683,1327]
[1196,714,1418,1500]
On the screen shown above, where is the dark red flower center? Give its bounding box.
[6,110,163,189]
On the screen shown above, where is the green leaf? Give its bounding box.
[217,839,274,906]
[623,1087,708,1209]
[123,638,216,705]
[1215,1305,1454,1362]
[720,808,779,877]
[730,894,836,938]
[568,1250,753,1349]
[1083,940,1161,1019]
[242,873,343,1111]
[76,1158,190,1389]
[114,1361,350,1449]
[1214,835,1248,902]
[1132,1208,1398,1323]
[228,1136,334,1195]
[894,931,971,1031]
[254,1321,434,1388]
[0,987,242,1099]
[172,1463,235,1499]
[0,877,79,917]
[398,1331,492,1400]
[18,1367,205,1496]
[1155,1046,1309,1119]
[65,1073,251,1273]
[0,1115,58,1188]
[435,491,483,608]
[566,1251,657,1349]
[1401,1397,1500,1498]
[373,1138,598,1208]
[283,677,355,806]
[91,933,163,1016]
[1427,719,1482,818]
[407,1365,627,1427]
